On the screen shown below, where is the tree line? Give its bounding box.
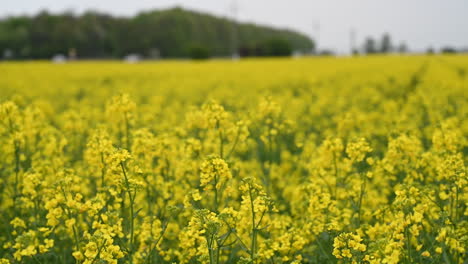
[0,7,315,59]
[358,33,408,54]
[357,33,465,55]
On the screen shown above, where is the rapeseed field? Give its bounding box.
[0,55,467,263]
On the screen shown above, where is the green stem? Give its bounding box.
[221,219,250,253]
[124,112,131,150]
[316,239,332,262]
[32,255,43,264]
[218,129,224,159]
[225,126,241,159]
[12,139,21,203]
[121,162,135,263]
[90,239,107,264]
[207,233,216,264]
[405,226,412,263]
[266,127,273,194]
[100,151,106,188]
[59,187,82,257]
[333,152,339,199]
[248,185,257,264]
[357,174,366,227]
[213,175,219,213]
[72,224,82,261]
[454,185,459,223]
[144,221,168,264]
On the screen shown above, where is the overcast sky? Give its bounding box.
[1,0,467,53]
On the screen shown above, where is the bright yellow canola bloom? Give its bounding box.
[0,55,467,263]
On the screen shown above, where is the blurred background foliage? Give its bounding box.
[0,7,314,59]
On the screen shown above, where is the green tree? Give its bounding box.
[364,37,378,54]
[380,33,393,53]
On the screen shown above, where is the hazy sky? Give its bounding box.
[1,0,467,53]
